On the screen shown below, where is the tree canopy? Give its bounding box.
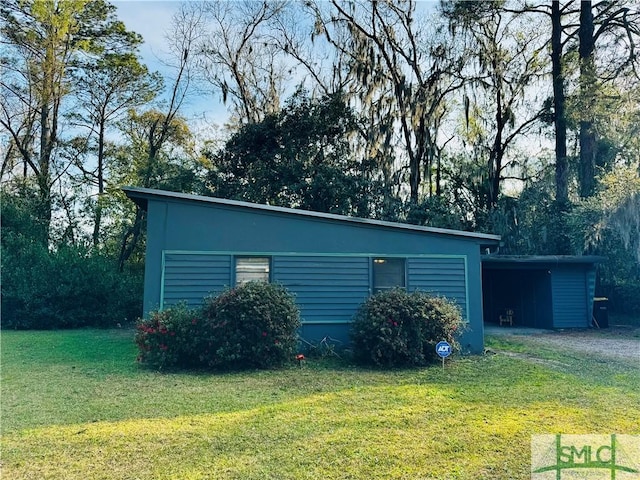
[2,0,639,318]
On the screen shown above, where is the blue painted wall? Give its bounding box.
[551,266,591,328]
[131,189,499,353]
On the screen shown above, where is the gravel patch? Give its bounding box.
[486,326,640,364]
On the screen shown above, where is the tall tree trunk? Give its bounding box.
[488,76,504,210]
[118,206,145,271]
[435,149,442,197]
[552,0,568,206]
[579,0,596,198]
[35,174,52,246]
[93,117,107,248]
[38,101,53,245]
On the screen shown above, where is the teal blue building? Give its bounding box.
[125,187,501,353]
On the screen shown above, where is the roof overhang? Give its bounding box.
[123,186,502,244]
[482,255,606,268]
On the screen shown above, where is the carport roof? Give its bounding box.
[482,255,606,265]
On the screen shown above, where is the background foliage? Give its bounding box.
[1,187,143,329]
[2,0,639,324]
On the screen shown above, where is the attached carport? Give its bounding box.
[482,256,605,329]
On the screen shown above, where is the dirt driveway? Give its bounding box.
[485,325,640,364]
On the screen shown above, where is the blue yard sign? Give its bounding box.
[436,340,452,371]
[436,341,452,358]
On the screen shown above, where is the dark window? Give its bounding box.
[372,258,406,293]
[235,257,270,285]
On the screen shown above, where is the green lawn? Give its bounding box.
[1,329,638,479]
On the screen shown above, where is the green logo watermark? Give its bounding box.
[531,434,640,479]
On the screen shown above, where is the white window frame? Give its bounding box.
[235,256,271,285]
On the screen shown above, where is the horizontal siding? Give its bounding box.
[407,257,467,319]
[163,253,231,308]
[160,253,472,328]
[273,256,370,324]
[586,268,596,324]
[552,269,588,328]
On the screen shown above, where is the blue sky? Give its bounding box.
[113,1,228,131]
[111,1,443,135]
[114,1,178,74]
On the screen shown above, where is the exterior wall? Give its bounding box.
[159,251,474,348]
[162,253,231,306]
[551,267,591,328]
[142,197,490,353]
[272,255,370,325]
[407,257,468,318]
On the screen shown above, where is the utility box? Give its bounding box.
[593,297,609,328]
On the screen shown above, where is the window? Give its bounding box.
[372,258,406,293]
[235,257,270,285]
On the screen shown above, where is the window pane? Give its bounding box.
[236,257,270,285]
[373,258,405,292]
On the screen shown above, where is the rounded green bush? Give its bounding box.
[351,288,464,367]
[199,282,301,370]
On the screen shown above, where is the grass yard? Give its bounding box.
[1,328,639,479]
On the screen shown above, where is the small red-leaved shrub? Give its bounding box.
[351,289,464,367]
[135,303,199,369]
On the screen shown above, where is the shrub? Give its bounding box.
[1,240,142,329]
[351,289,464,368]
[605,282,640,314]
[1,186,143,330]
[199,282,301,370]
[134,303,200,369]
[133,283,300,371]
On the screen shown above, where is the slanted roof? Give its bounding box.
[482,255,606,266]
[123,186,501,244]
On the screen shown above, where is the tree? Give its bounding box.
[578,0,597,198]
[68,52,162,247]
[115,6,201,269]
[310,0,463,206]
[567,166,640,312]
[442,1,547,211]
[576,0,640,198]
[550,0,572,206]
[181,1,289,126]
[113,108,201,269]
[487,167,571,255]
[205,90,380,217]
[509,0,639,202]
[570,166,640,261]
[0,0,142,243]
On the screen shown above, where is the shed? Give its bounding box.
[481,255,605,329]
[124,187,501,353]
